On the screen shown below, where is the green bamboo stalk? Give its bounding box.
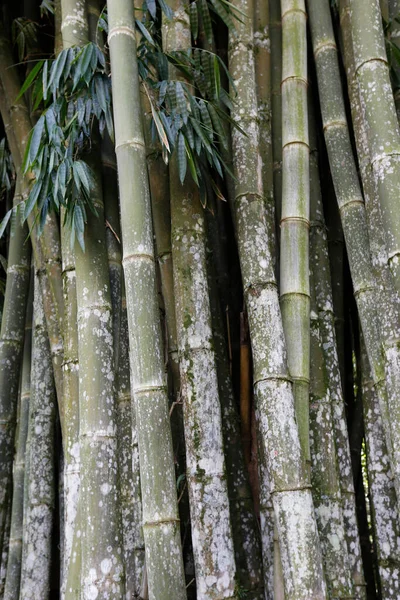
[19,273,55,600]
[3,271,33,600]
[253,0,276,266]
[280,0,311,473]
[228,0,326,596]
[117,296,145,598]
[59,0,87,589]
[360,338,400,599]
[0,24,64,429]
[206,222,264,600]
[0,177,31,562]
[308,103,366,598]
[107,2,187,597]
[346,0,400,295]
[309,275,354,598]
[163,2,237,596]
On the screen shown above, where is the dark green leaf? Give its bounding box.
[0,209,12,239]
[16,60,44,102]
[177,132,187,183]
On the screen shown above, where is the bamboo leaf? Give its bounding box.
[0,209,12,239]
[189,1,199,39]
[24,181,42,221]
[136,19,155,46]
[29,115,45,166]
[177,132,187,183]
[199,0,213,45]
[16,60,44,102]
[185,138,199,185]
[147,0,157,19]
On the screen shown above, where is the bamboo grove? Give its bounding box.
[0,0,400,598]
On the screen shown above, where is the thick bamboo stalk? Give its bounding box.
[59,1,88,590]
[117,298,145,598]
[3,272,33,600]
[228,0,327,595]
[335,0,400,512]
[19,273,55,600]
[0,178,31,561]
[280,0,310,472]
[308,104,366,598]
[74,149,124,598]
[0,495,11,598]
[107,1,187,597]
[307,0,400,503]
[163,3,237,596]
[309,276,354,598]
[254,0,276,266]
[206,234,264,599]
[360,339,400,599]
[270,0,282,234]
[346,0,400,295]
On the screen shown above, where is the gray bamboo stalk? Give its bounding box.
[360,339,400,599]
[107,1,187,597]
[3,272,33,600]
[228,0,327,595]
[19,273,55,600]
[117,296,145,598]
[0,25,64,428]
[59,0,87,591]
[346,0,400,295]
[163,2,238,597]
[254,0,276,265]
[206,222,264,599]
[308,105,366,598]
[309,276,354,598]
[332,0,400,511]
[0,177,31,562]
[280,0,311,472]
[307,0,398,498]
[268,3,285,595]
[257,441,275,600]
[74,149,124,598]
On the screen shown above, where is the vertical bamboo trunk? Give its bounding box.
[360,339,400,599]
[335,0,400,511]
[308,0,399,501]
[253,0,276,265]
[0,177,31,561]
[59,1,88,593]
[228,0,327,596]
[206,231,264,599]
[74,150,124,598]
[308,102,366,598]
[163,2,237,597]
[0,496,11,597]
[280,0,310,473]
[19,273,55,600]
[3,272,33,600]
[107,1,187,597]
[347,0,400,295]
[270,0,282,234]
[117,298,145,598]
[309,277,353,598]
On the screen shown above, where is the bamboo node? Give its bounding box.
[313,40,337,59]
[115,138,146,151]
[108,26,136,43]
[280,75,308,88]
